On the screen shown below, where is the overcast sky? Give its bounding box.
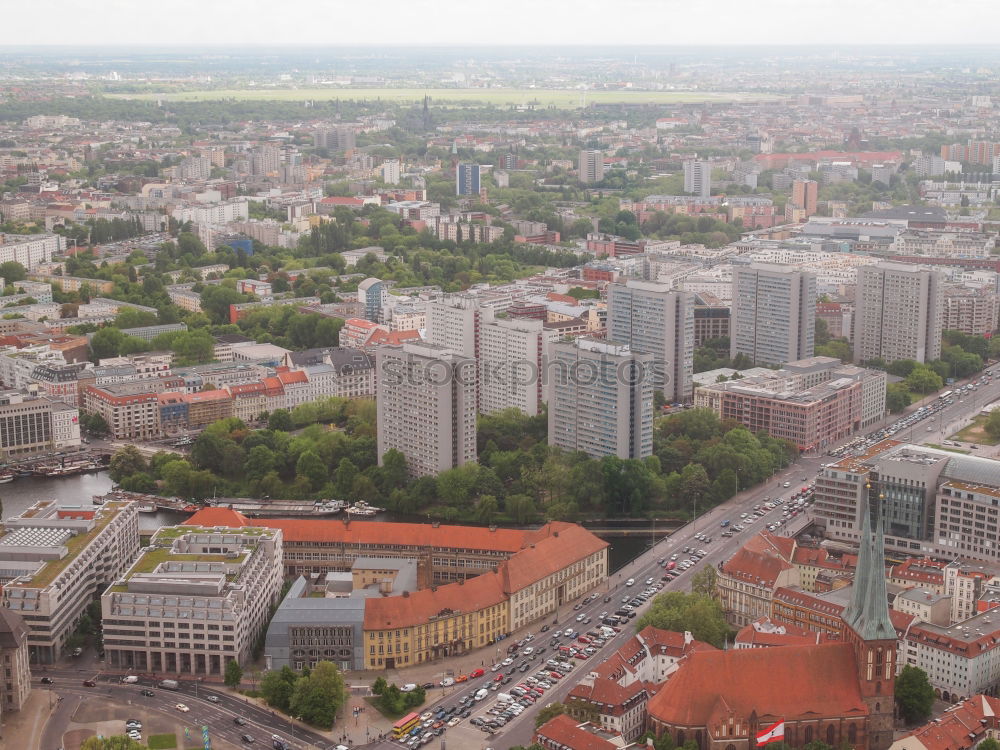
[6,0,1000,46]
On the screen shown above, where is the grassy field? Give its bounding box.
[147,734,178,750]
[111,87,770,106]
[951,415,1000,445]
[923,443,971,455]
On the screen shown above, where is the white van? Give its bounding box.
[475,688,488,701]
[625,578,635,587]
[496,693,513,704]
[401,683,417,693]
[122,675,139,684]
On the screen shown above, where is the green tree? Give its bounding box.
[634,591,730,648]
[986,410,1000,440]
[109,445,148,483]
[690,566,718,599]
[885,383,912,414]
[534,702,568,728]
[379,448,409,491]
[0,261,27,282]
[475,494,499,524]
[905,366,944,394]
[978,739,1000,750]
[224,659,243,689]
[372,675,388,695]
[895,664,935,724]
[260,667,297,712]
[268,409,294,432]
[289,661,347,728]
[334,458,359,497]
[80,738,145,750]
[89,327,126,360]
[296,450,327,490]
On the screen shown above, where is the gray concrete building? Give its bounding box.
[376,342,477,478]
[730,263,816,366]
[854,262,943,365]
[547,337,653,460]
[607,280,694,404]
[578,150,604,184]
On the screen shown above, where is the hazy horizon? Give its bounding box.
[5,0,1000,47]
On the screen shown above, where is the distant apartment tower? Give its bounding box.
[683,160,711,198]
[424,295,494,361]
[578,150,605,184]
[376,342,477,478]
[548,337,653,460]
[731,263,816,366]
[854,263,943,365]
[313,126,356,153]
[248,145,281,176]
[791,179,819,216]
[357,277,388,323]
[607,280,694,404]
[380,159,401,185]
[456,163,482,196]
[479,318,553,416]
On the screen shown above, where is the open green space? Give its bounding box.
[951,415,1000,446]
[147,733,178,750]
[110,87,772,106]
[923,443,971,455]
[365,694,425,720]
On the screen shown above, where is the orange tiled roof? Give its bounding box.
[277,370,308,385]
[897,695,1000,750]
[500,524,608,593]
[363,570,506,630]
[258,517,529,552]
[535,714,621,750]
[184,389,231,404]
[184,507,251,528]
[647,642,868,726]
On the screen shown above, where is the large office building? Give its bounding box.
[791,179,819,217]
[813,440,1000,563]
[455,163,482,196]
[607,280,694,403]
[682,160,711,198]
[102,523,283,676]
[376,342,477,477]
[694,357,886,452]
[478,318,553,416]
[0,500,140,663]
[730,263,816,366]
[578,150,605,184]
[547,337,653,460]
[854,263,943,364]
[0,390,81,457]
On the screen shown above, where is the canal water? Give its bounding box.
[0,473,655,573]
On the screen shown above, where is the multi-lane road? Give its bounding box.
[36,670,330,750]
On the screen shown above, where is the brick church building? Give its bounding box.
[647,485,897,750]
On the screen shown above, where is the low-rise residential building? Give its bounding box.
[535,714,630,750]
[185,389,233,428]
[889,695,1000,750]
[718,531,800,626]
[0,500,140,663]
[102,523,283,675]
[893,588,951,626]
[83,384,160,440]
[281,347,376,400]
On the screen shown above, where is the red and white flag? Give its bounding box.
[756,720,785,746]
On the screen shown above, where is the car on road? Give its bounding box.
[625,578,635,586]
[40,677,53,684]
[175,703,190,712]
[140,689,155,697]
[645,577,654,585]
[128,731,142,742]
[83,680,97,687]
[440,676,455,686]
[470,668,485,678]
[206,695,220,703]
[455,674,469,683]
[234,717,248,726]
[241,734,255,744]
[447,717,461,727]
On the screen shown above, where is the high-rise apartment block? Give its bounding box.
[683,160,711,198]
[248,145,281,176]
[313,126,356,153]
[102,523,283,675]
[578,150,605,184]
[791,179,818,216]
[479,318,554,416]
[456,163,482,196]
[548,337,653,460]
[376,342,477,478]
[730,263,816,366]
[607,280,694,404]
[357,277,388,323]
[380,159,401,185]
[854,262,943,364]
[0,500,140,663]
[423,295,494,361]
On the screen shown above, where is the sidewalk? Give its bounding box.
[3,689,55,749]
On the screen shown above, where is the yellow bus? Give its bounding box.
[392,712,420,739]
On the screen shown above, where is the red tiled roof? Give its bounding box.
[500,524,608,593]
[363,569,506,630]
[535,714,620,750]
[647,643,868,726]
[185,507,251,528]
[896,695,1000,750]
[184,389,231,404]
[722,531,795,587]
[276,370,308,385]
